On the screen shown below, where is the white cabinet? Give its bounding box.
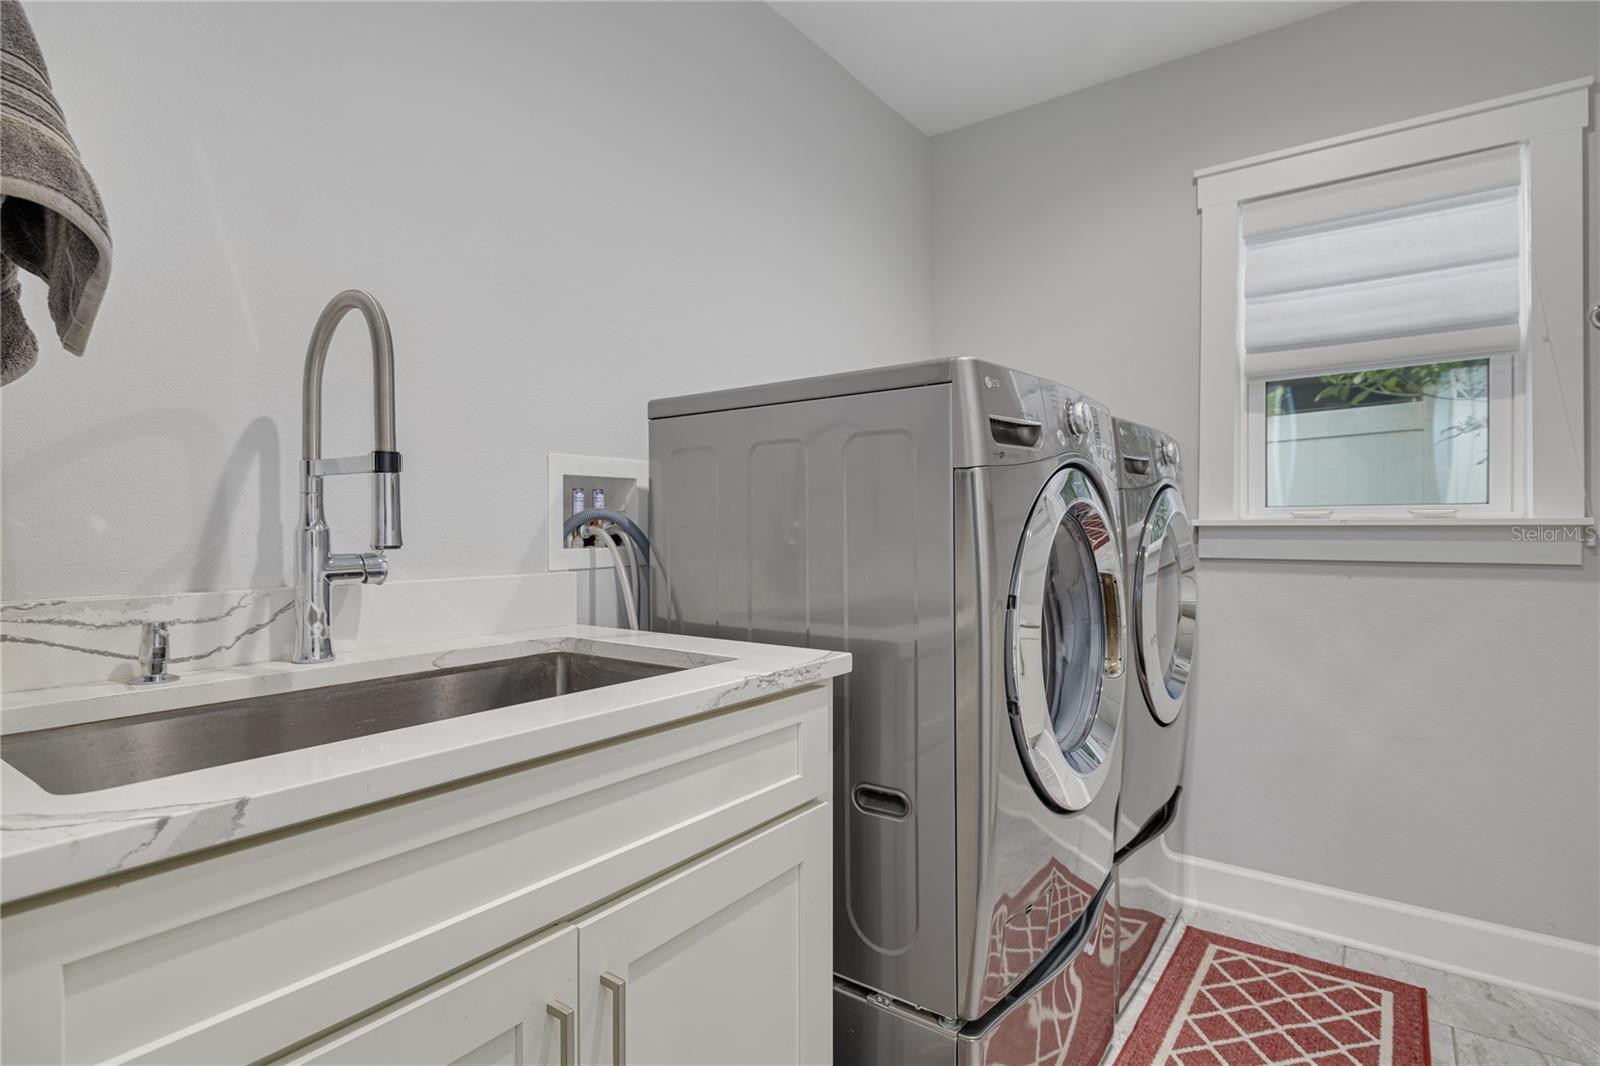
[0,683,834,1066]
[281,926,578,1066]
[287,805,831,1066]
[578,804,831,1066]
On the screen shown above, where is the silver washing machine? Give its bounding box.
[1109,419,1198,1017]
[649,358,1128,1064]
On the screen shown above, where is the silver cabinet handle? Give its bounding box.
[600,972,626,1066]
[545,1000,574,1066]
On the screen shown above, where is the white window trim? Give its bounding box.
[1194,77,1594,566]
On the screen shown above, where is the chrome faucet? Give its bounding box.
[130,621,179,684]
[294,290,403,663]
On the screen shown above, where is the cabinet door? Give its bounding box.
[278,925,577,1066]
[578,804,831,1066]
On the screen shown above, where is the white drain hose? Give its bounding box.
[594,524,639,630]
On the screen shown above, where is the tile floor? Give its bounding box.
[1106,910,1600,1066]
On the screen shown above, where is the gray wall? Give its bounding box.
[3,2,930,602]
[932,1,1600,944]
[7,0,1595,946]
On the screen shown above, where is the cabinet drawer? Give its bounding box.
[2,684,830,1065]
[275,925,577,1066]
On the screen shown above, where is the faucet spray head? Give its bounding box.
[372,451,403,550]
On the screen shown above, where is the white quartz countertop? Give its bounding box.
[0,625,849,904]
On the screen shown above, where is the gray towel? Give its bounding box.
[1,0,110,384]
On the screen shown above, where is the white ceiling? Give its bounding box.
[771,2,1346,136]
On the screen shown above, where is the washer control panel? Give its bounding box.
[1042,381,1115,470]
[957,359,1117,471]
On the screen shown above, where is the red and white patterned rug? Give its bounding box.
[1116,928,1432,1066]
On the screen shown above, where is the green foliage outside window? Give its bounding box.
[1266,359,1488,444]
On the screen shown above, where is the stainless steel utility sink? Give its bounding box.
[2,651,685,796]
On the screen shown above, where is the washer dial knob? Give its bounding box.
[1158,440,1181,468]
[1065,400,1092,436]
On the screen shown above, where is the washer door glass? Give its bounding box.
[1007,465,1125,812]
[1136,485,1197,725]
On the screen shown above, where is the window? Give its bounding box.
[1241,145,1522,517]
[1263,357,1497,510]
[1195,79,1593,563]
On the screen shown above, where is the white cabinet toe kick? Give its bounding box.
[1,683,835,1066]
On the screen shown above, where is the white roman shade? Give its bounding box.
[1240,145,1525,379]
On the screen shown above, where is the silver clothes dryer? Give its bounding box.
[1109,418,1198,1017]
[649,358,1129,1063]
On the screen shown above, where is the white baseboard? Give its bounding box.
[1175,849,1600,1011]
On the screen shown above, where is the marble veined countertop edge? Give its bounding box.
[0,625,850,905]
[1,625,748,732]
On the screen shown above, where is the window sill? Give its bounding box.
[1195,517,1595,566]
